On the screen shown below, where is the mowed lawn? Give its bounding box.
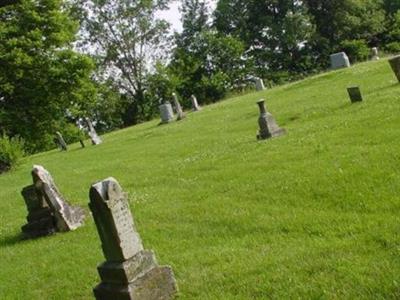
[0,59,399,299]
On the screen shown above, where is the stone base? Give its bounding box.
[21,215,56,238]
[257,113,286,140]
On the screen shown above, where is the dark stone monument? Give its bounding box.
[89,177,178,300]
[85,118,102,145]
[21,165,85,238]
[347,86,363,103]
[55,131,67,151]
[256,99,285,140]
[389,55,400,83]
[191,95,201,112]
[172,93,185,121]
[159,101,174,124]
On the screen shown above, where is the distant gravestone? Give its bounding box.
[330,52,351,69]
[191,95,201,111]
[347,86,363,103]
[389,55,400,83]
[172,93,185,121]
[55,131,67,151]
[21,165,85,238]
[255,77,266,91]
[371,47,379,60]
[85,118,102,145]
[89,177,178,300]
[159,101,174,124]
[256,99,285,140]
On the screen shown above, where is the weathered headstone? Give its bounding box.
[21,165,85,238]
[371,47,379,60]
[85,118,102,145]
[330,52,351,69]
[191,94,201,112]
[159,101,175,124]
[172,93,185,121]
[89,177,178,300]
[55,131,67,151]
[255,77,266,91]
[256,99,286,140]
[389,55,400,83]
[347,86,363,103]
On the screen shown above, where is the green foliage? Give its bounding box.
[0,133,25,171]
[385,42,400,53]
[340,39,370,62]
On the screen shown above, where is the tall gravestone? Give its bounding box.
[371,47,379,60]
[389,55,400,83]
[256,99,286,140]
[21,165,85,238]
[347,86,363,103]
[330,52,351,69]
[85,118,102,145]
[255,77,266,91]
[159,101,174,124]
[191,95,201,112]
[172,93,185,121]
[89,178,178,300]
[55,131,67,151]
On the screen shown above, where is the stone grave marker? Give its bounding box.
[256,99,286,140]
[255,77,266,91]
[347,86,363,103]
[330,52,351,69]
[172,93,185,121]
[389,55,400,82]
[85,118,102,145]
[21,165,85,238]
[55,131,67,151]
[371,47,379,60]
[89,177,178,300]
[191,95,201,112]
[159,101,174,124]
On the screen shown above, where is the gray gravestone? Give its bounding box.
[255,77,266,91]
[21,165,85,237]
[191,95,201,112]
[330,52,351,69]
[371,47,379,60]
[172,93,185,121]
[389,55,400,83]
[347,86,363,103]
[55,131,67,151]
[256,99,286,140]
[85,118,102,145]
[89,178,178,300]
[159,101,174,124]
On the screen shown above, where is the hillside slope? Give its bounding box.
[0,59,399,299]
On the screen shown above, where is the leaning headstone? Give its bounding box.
[330,52,351,69]
[159,101,174,124]
[89,177,178,300]
[191,95,201,112]
[55,131,67,151]
[347,86,363,103]
[21,165,85,238]
[389,55,400,83]
[255,77,266,91]
[256,99,285,140]
[172,93,185,121]
[85,118,102,145]
[371,47,379,60]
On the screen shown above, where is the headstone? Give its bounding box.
[21,165,85,238]
[330,52,351,69]
[89,177,178,300]
[85,118,102,145]
[159,101,174,124]
[255,77,266,91]
[256,99,286,140]
[371,47,379,60]
[389,55,400,83]
[79,139,85,148]
[347,86,363,103]
[55,131,67,151]
[172,93,185,121]
[191,95,201,111]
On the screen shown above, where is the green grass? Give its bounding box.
[1,59,400,299]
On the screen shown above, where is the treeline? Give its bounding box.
[0,0,399,154]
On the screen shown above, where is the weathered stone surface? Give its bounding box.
[330,52,351,69]
[256,99,285,140]
[89,177,178,300]
[389,55,400,82]
[172,93,185,121]
[347,86,363,103]
[255,77,266,91]
[159,102,174,124]
[85,118,102,145]
[371,47,379,60]
[191,95,201,112]
[55,131,67,151]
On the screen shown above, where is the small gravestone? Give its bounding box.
[85,118,102,145]
[330,52,351,69]
[55,131,67,151]
[21,165,85,238]
[256,99,285,140]
[159,101,174,124]
[371,47,379,60]
[191,95,201,111]
[389,55,400,83]
[255,77,266,91]
[347,86,363,103]
[89,177,178,300]
[172,93,185,121]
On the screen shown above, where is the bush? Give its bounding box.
[340,40,370,62]
[385,42,400,54]
[0,133,25,173]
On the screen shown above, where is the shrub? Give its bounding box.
[0,133,25,173]
[385,42,400,54]
[340,40,370,62]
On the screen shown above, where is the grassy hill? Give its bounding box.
[1,58,399,299]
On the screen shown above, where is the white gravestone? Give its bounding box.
[330,52,351,69]
[159,101,174,124]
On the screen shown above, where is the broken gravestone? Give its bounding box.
[159,101,174,124]
[191,95,201,112]
[85,118,102,145]
[89,177,178,300]
[21,165,85,238]
[55,131,67,151]
[389,55,400,83]
[256,99,286,140]
[255,77,266,91]
[330,52,351,70]
[347,86,363,103]
[172,93,185,121]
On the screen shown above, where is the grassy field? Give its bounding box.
[0,58,399,299]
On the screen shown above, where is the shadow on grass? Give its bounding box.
[0,232,25,247]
